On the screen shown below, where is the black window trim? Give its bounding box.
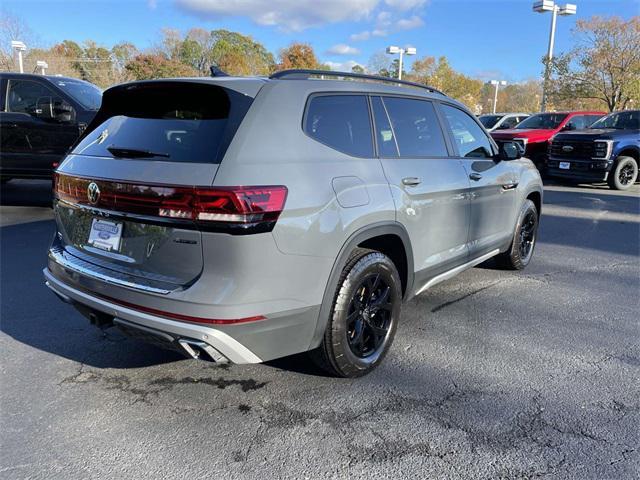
[373,94,454,160]
[302,91,376,159]
[435,101,499,160]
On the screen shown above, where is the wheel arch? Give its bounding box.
[307,222,414,351]
[615,147,639,163]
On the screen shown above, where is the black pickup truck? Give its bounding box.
[0,73,102,182]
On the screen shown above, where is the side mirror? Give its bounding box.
[34,96,54,120]
[53,100,75,123]
[497,141,522,161]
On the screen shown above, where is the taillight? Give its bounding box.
[54,173,288,234]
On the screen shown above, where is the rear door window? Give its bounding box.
[304,95,373,157]
[73,82,251,164]
[441,104,494,158]
[381,97,448,157]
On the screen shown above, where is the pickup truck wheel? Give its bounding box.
[496,199,539,270]
[608,157,638,191]
[310,248,402,378]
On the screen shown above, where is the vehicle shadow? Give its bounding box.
[0,179,53,207]
[1,219,184,369]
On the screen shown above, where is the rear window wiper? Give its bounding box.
[107,146,170,159]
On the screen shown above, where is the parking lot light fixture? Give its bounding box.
[36,60,48,75]
[490,80,507,114]
[11,40,27,73]
[386,45,416,80]
[533,1,577,112]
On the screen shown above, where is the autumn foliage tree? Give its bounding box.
[550,16,640,112]
[278,43,328,70]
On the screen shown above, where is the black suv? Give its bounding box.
[0,73,102,182]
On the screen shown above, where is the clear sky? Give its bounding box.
[4,0,639,82]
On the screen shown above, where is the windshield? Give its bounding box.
[590,111,639,130]
[479,115,503,129]
[516,113,567,130]
[53,79,102,110]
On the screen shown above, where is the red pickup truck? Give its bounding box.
[491,111,605,171]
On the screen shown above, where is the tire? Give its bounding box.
[310,248,402,378]
[495,199,539,270]
[608,156,638,191]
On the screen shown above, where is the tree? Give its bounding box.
[125,53,198,80]
[0,10,35,71]
[550,16,640,112]
[351,64,365,74]
[406,56,483,109]
[367,52,391,77]
[210,30,275,75]
[278,43,323,70]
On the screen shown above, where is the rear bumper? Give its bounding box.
[44,267,320,363]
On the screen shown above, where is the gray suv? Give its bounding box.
[44,70,543,377]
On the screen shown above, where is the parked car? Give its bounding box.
[43,71,543,377]
[547,110,639,190]
[490,111,606,171]
[0,73,101,182]
[478,112,530,132]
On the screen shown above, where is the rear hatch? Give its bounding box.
[53,80,257,291]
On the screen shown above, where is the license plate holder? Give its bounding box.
[88,218,123,252]
[559,161,571,170]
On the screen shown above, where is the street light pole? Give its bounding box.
[533,1,577,112]
[490,80,507,114]
[36,60,48,75]
[386,46,417,80]
[11,41,27,73]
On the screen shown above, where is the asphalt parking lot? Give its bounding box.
[1,179,638,479]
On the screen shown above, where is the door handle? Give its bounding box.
[469,172,483,181]
[402,177,422,187]
[1,123,18,128]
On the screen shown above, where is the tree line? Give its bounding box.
[1,12,638,113]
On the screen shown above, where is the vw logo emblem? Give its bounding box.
[562,145,574,152]
[87,182,101,205]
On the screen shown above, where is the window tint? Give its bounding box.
[591,111,639,130]
[479,115,503,129]
[381,97,448,157]
[516,113,567,129]
[501,116,519,129]
[565,115,588,130]
[54,79,102,110]
[7,80,61,116]
[304,95,373,157]
[587,114,604,126]
[371,96,398,157]
[73,82,247,164]
[441,104,493,158]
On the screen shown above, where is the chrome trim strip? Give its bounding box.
[415,249,500,296]
[49,248,172,295]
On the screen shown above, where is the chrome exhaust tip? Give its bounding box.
[178,339,229,363]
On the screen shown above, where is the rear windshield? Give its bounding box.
[72,82,251,163]
[515,113,567,130]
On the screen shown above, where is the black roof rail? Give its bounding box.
[269,69,447,96]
